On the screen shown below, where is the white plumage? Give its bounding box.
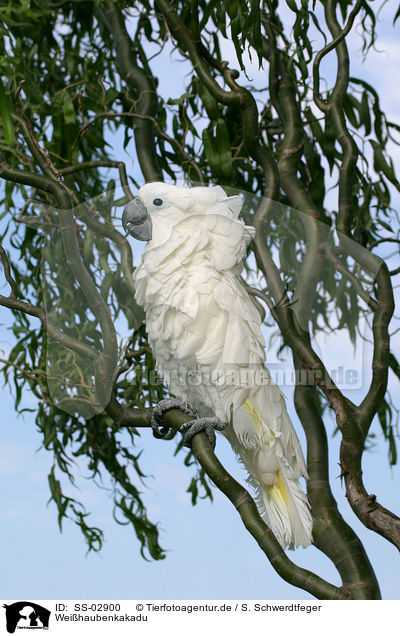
[130,183,313,549]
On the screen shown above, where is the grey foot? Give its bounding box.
[151,398,196,440]
[180,417,227,450]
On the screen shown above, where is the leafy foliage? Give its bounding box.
[0,0,399,597]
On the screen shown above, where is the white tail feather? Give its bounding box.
[226,388,313,549]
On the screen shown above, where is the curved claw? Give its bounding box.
[151,398,196,440]
[179,417,227,450]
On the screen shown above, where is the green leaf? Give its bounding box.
[370,140,400,190]
[105,87,119,107]
[0,77,14,144]
[186,477,198,505]
[359,91,371,135]
[197,80,220,119]
[378,219,393,233]
[343,94,359,128]
[215,118,233,178]
[202,119,233,179]
[63,92,76,125]
[377,400,397,465]
[223,0,238,19]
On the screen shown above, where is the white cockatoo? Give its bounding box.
[122,183,313,549]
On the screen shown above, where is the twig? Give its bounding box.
[0,293,97,360]
[15,81,63,185]
[0,245,19,298]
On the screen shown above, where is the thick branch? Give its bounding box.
[338,260,400,548]
[0,287,140,432]
[98,3,163,181]
[252,230,358,430]
[357,263,394,428]
[105,393,152,428]
[323,0,361,236]
[0,157,69,204]
[191,432,349,600]
[58,205,118,395]
[266,36,324,328]
[293,354,381,599]
[121,408,349,600]
[340,451,400,551]
[313,0,363,112]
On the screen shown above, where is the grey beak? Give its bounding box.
[122,197,152,241]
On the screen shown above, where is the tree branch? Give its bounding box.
[293,353,381,599]
[323,0,362,236]
[263,29,324,328]
[0,156,69,204]
[15,83,64,185]
[0,245,19,298]
[190,432,349,599]
[0,293,97,360]
[252,228,358,429]
[313,0,364,112]
[98,3,163,181]
[156,0,279,204]
[320,243,377,310]
[338,260,400,548]
[0,277,144,433]
[120,407,350,600]
[60,160,134,203]
[0,152,118,403]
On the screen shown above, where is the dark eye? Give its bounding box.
[153,198,163,206]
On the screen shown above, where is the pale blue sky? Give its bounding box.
[1,2,400,601]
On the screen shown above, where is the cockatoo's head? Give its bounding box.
[122,182,243,242]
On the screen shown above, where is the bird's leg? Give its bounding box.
[151,398,196,440]
[151,398,226,449]
[180,417,226,450]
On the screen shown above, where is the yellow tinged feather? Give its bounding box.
[269,471,289,507]
[277,469,289,504]
[277,387,286,399]
[243,398,276,447]
[243,400,288,507]
[243,399,263,433]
